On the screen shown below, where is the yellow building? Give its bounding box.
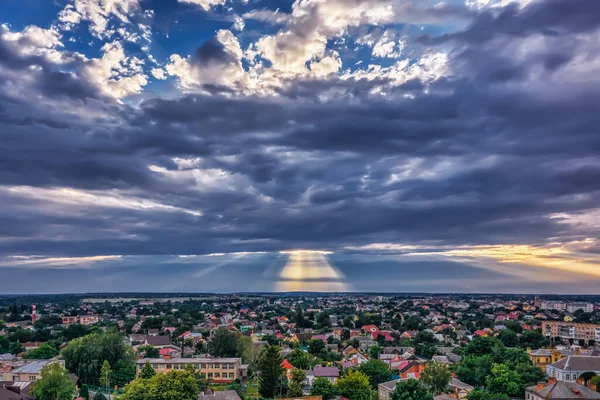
[528,348,586,372]
[136,357,243,382]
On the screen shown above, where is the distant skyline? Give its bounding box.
[1,0,600,293]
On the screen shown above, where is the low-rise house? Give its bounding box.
[526,379,600,400]
[546,356,600,382]
[305,367,339,386]
[0,360,65,383]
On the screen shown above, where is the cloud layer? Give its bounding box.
[0,0,599,292]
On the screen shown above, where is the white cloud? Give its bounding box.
[58,0,142,39]
[151,67,167,80]
[178,0,226,11]
[82,40,148,98]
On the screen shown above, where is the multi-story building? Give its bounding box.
[136,357,243,382]
[540,301,567,311]
[542,322,600,343]
[567,303,594,313]
[61,315,99,325]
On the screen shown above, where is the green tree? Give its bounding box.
[358,359,393,389]
[140,362,156,379]
[208,328,239,357]
[336,370,373,400]
[308,339,326,355]
[259,345,285,399]
[95,393,107,400]
[519,330,546,349]
[30,363,76,400]
[100,360,112,393]
[589,376,600,393]
[287,348,315,370]
[112,358,136,387]
[580,372,597,386]
[121,370,199,400]
[486,364,521,397]
[421,362,451,395]
[455,355,494,387]
[514,362,545,388]
[390,379,433,400]
[464,337,504,357]
[369,344,383,360]
[466,389,509,400]
[62,329,135,383]
[287,369,307,397]
[497,330,519,347]
[138,344,160,358]
[311,377,338,400]
[80,384,90,400]
[23,343,58,359]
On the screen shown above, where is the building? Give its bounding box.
[198,390,241,400]
[0,360,64,383]
[542,322,600,343]
[526,379,600,400]
[546,357,600,382]
[567,303,595,314]
[61,315,99,325]
[540,301,567,311]
[136,357,242,382]
[305,367,339,386]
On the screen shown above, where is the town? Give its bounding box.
[1,294,600,400]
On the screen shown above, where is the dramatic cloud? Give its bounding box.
[0,0,599,292]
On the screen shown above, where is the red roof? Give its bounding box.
[281,359,294,370]
[159,348,175,355]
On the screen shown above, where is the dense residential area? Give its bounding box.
[1,294,600,400]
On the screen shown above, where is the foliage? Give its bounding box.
[466,389,509,400]
[518,330,546,349]
[30,363,76,400]
[138,344,160,358]
[80,384,90,400]
[95,392,107,400]
[464,337,504,357]
[140,362,156,379]
[112,358,136,387]
[120,370,199,400]
[358,359,393,389]
[311,377,338,400]
[287,348,315,370]
[497,330,519,347]
[455,355,494,387]
[580,372,597,386]
[23,343,58,359]
[62,329,135,384]
[100,360,112,389]
[390,379,433,400]
[413,332,438,359]
[308,339,326,355]
[208,328,239,357]
[369,344,383,360]
[287,369,306,397]
[486,364,521,397]
[336,370,373,400]
[421,362,451,395]
[259,345,285,399]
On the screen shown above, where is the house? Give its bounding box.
[0,382,35,400]
[0,360,65,383]
[363,325,379,334]
[372,331,393,342]
[546,356,600,382]
[144,335,172,348]
[526,379,600,400]
[305,367,339,385]
[394,361,425,379]
[281,359,295,380]
[198,389,241,400]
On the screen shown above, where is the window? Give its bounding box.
[215,372,220,378]
[30,376,36,382]
[201,364,207,369]
[166,364,172,369]
[229,373,234,378]
[194,364,199,369]
[152,364,158,369]
[208,373,213,378]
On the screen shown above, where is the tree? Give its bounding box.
[30,363,76,400]
[390,379,433,400]
[112,358,136,387]
[80,384,90,400]
[100,360,112,394]
[259,345,285,399]
[62,329,135,384]
[121,370,199,400]
[497,330,519,348]
[580,372,597,386]
[336,370,373,400]
[466,389,509,400]
[590,376,600,393]
[358,359,393,389]
[287,369,307,397]
[138,344,160,358]
[519,330,546,349]
[308,339,326,355]
[486,364,521,397]
[208,328,239,357]
[140,362,156,379]
[514,362,545,388]
[287,348,314,370]
[23,343,58,359]
[95,393,108,400]
[311,376,338,400]
[464,337,504,357]
[455,355,494,387]
[369,344,383,360]
[421,362,451,395]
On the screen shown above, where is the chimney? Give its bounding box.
[575,348,581,356]
[548,377,557,384]
[527,347,532,354]
[537,382,546,391]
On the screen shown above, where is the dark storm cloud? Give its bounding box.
[0,0,599,280]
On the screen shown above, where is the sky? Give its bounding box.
[0,0,600,294]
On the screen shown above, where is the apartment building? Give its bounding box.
[0,360,64,382]
[542,322,600,343]
[61,315,99,325]
[136,357,243,382]
[567,303,594,313]
[540,301,567,311]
